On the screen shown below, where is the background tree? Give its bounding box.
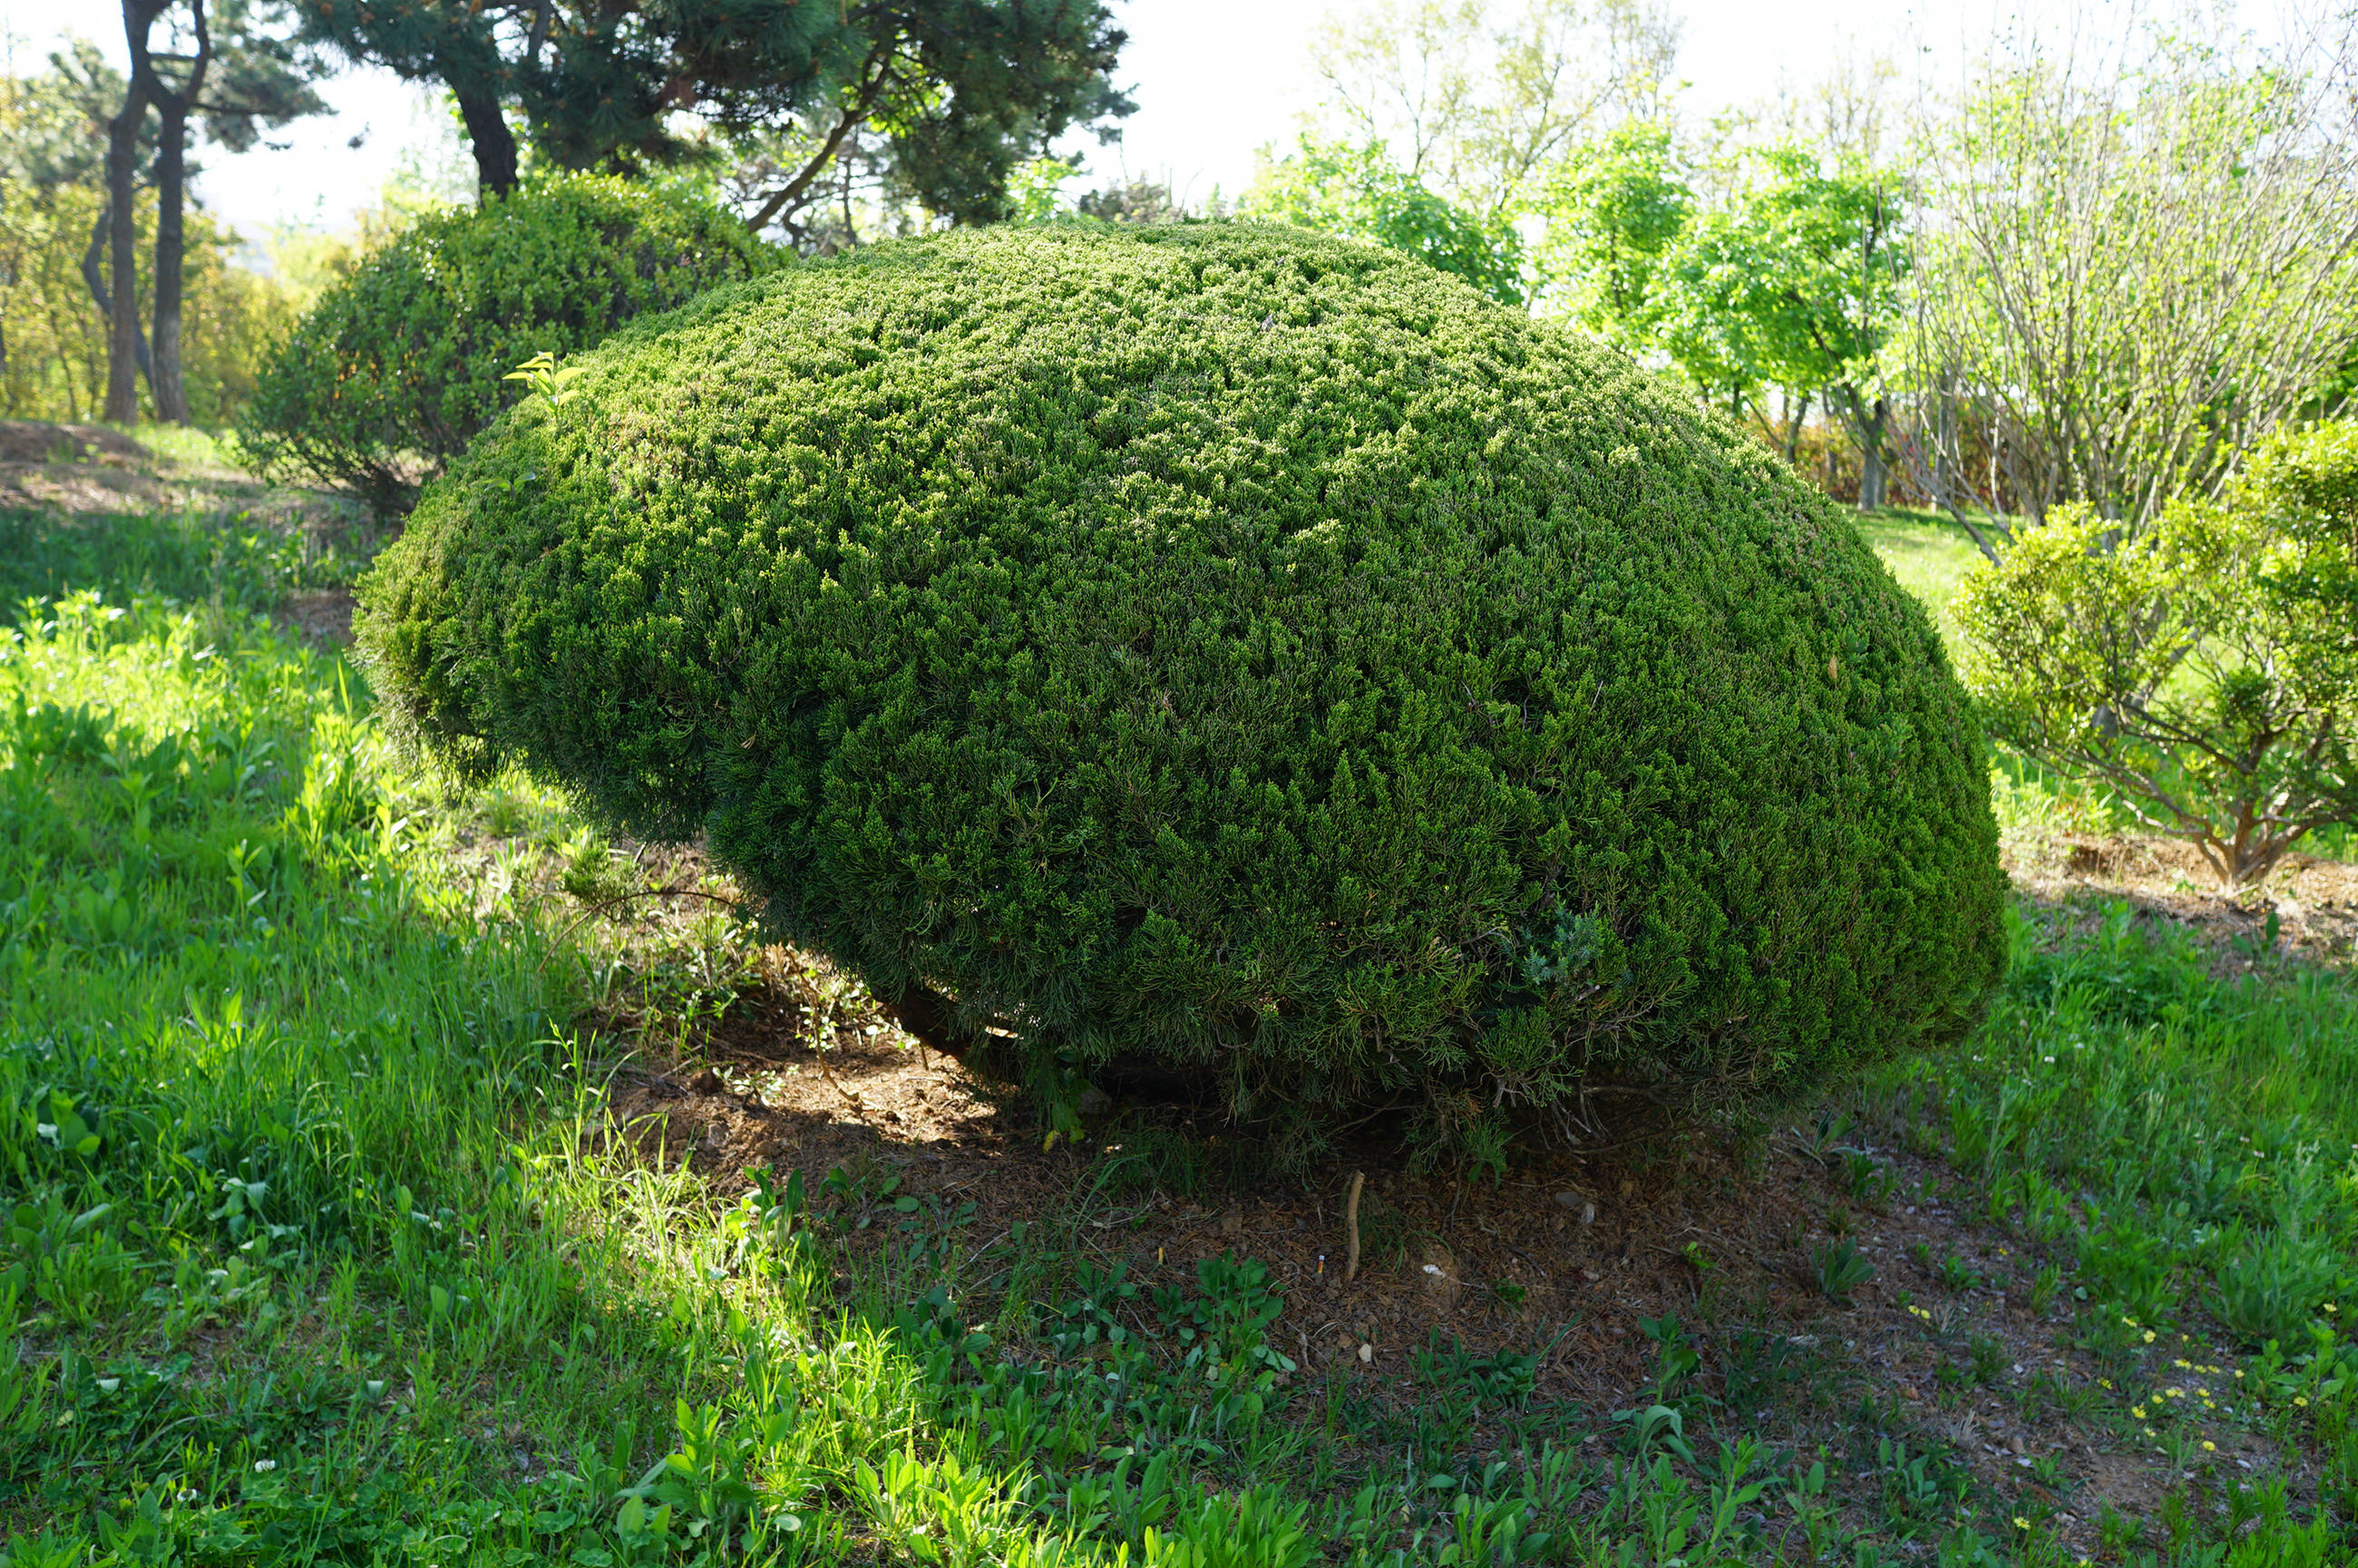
[0,44,312,424]
[299,0,1131,239]
[132,0,326,423]
[1307,0,1678,224]
[1242,136,1525,304]
[1895,10,2358,550]
[0,44,152,404]
[1710,149,1905,507]
[1540,132,1905,501]
[1534,121,1686,355]
[107,2,166,423]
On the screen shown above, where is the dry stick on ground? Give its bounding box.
[1345,1171,1365,1282]
[550,885,745,950]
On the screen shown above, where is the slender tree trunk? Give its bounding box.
[455,86,520,197]
[137,0,210,425]
[81,209,155,390]
[150,101,193,424]
[1837,388,1892,513]
[102,63,151,424]
[1784,388,1810,466]
[1859,442,1887,511]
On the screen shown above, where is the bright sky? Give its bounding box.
[0,0,2277,239]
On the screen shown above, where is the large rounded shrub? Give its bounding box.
[238,174,768,515]
[361,222,2003,1149]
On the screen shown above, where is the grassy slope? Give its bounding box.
[0,502,2353,1565]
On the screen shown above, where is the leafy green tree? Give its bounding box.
[1246,135,1525,306]
[1535,121,1686,355]
[0,44,156,404]
[1675,148,1905,506]
[1307,0,1678,223]
[297,0,1131,237]
[1958,422,2358,889]
[1541,132,1905,503]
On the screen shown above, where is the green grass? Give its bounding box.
[112,424,240,471]
[1864,904,2358,1554]
[1854,505,1989,658]
[2,501,2354,1564]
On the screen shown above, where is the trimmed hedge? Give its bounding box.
[237,174,768,515]
[360,222,2004,1151]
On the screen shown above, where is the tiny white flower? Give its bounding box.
[254,1459,276,1473]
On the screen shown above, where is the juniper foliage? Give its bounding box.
[360,222,2003,1149]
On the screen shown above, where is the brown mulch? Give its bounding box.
[275,588,356,647]
[2006,829,2358,965]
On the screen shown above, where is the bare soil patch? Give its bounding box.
[0,417,363,539]
[2005,827,2358,964]
[567,933,2301,1556]
[275,588,356,646]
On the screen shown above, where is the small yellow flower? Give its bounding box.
[2143,1330,2157,1343]
[2123,1316,2139,1327]
[2175,1359,2191,1368]
[2012,1516,2031,1531]
[2143,1426,2157,1436]
[2131,1406,2147,1418]
[2295,1397,2310,1407]
[2099,1378,2113,1389]
[2234,1370,2245,1379]
[2202,1441,2216,1451]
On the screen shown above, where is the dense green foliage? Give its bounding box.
[360,221,2002,1149]
[296,0,1130,229]
[236,174,768,515]
[1958,420,2358,889]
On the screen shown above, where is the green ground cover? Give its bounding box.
[0,502,2352,1563]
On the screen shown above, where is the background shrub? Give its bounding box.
[1958,420,2358,890]
[359,222,2004,1155]
[236,173,769,515]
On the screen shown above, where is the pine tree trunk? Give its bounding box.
[141,0,210,426]
[151,99,191,424]
[456,87,520,197]
[102,75,149,424]
[81,209,154,389]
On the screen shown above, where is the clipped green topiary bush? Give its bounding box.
[360,222,2003,1156]
[237,173,769,515]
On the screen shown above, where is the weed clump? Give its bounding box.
[359,221,2003,1153]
